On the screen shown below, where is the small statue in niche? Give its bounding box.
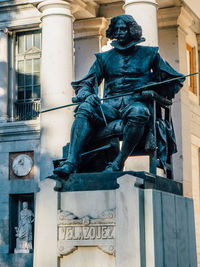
[54,14,185,177]
[14,201,34,253]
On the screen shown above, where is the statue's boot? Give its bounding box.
[54,115,91,176]
[104,120,145,172]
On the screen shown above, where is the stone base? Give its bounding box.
[51,171,183,195]
[33,174,197,267]
[14,249,32,254]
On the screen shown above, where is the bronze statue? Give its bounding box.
[54,14,184,177]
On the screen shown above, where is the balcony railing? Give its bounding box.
[15,99,40,121]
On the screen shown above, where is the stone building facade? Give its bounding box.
[0,0,200,266]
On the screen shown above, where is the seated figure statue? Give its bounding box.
[54,14,184,177]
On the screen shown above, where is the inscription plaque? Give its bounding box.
[57,209,116,256]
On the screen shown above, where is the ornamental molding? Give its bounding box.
[57,209,116,257]
[158,6,181,28]
[0,120,40,141]
[177,6,200,34]
[158,6,200,35]
[197,34,200,51]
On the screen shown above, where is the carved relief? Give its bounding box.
[57,209,116,257]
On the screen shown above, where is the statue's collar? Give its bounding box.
[111,37,145,51]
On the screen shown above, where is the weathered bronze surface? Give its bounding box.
[54,14,185,178]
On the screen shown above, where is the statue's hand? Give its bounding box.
[85,94,100,107]
[72,89,91,103]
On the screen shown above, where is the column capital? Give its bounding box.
[37,0,72,18]
[74,17,109,39]
[177,6,195,35]
[124,0,158,9]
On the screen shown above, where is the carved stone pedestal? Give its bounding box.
[14,238,33,254]
[14,249,32,254]
[33,173,197,267]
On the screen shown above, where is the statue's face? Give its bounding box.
[113,19,129,45]
[23,202,28,209]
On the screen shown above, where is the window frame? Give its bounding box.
[15,30,41,102]
[7,27,41,121]
[186,43,196,94]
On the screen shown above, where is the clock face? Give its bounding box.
[12,154,33,177]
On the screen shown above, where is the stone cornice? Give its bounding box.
[183,4,200,34]
[0,19,41,31]
[157,0,181,9]
[158,5,200,35]
[74,17,109,38]
[158,6,181,28]
[177,6,194,31]
[72,0,98,19]
[0,120,40,141]
[34,0,99,19]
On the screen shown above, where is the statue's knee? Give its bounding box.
[76,102,94,118]
[124,103,150,125]
[126,114,149,127]
[126,115,149,126]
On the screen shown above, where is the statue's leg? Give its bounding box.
[67,114,92,165]
[54,103,93,176]
[104,120,145,171]
[54,101,119,176]
[104,102,150,172]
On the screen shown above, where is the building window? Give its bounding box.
[15,30,41,120]
[186,43,196,94]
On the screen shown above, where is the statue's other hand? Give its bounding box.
[72,89,91,103]
[72,96,79,103]
[85,94,100,107]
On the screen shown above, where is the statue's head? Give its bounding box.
[22,201,28,209]
[106,15,142,45]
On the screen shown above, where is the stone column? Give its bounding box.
[37,0,74,179]
[0,29,8,122]
[124,0,158,46]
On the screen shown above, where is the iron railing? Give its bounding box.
[15,99,40,121]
